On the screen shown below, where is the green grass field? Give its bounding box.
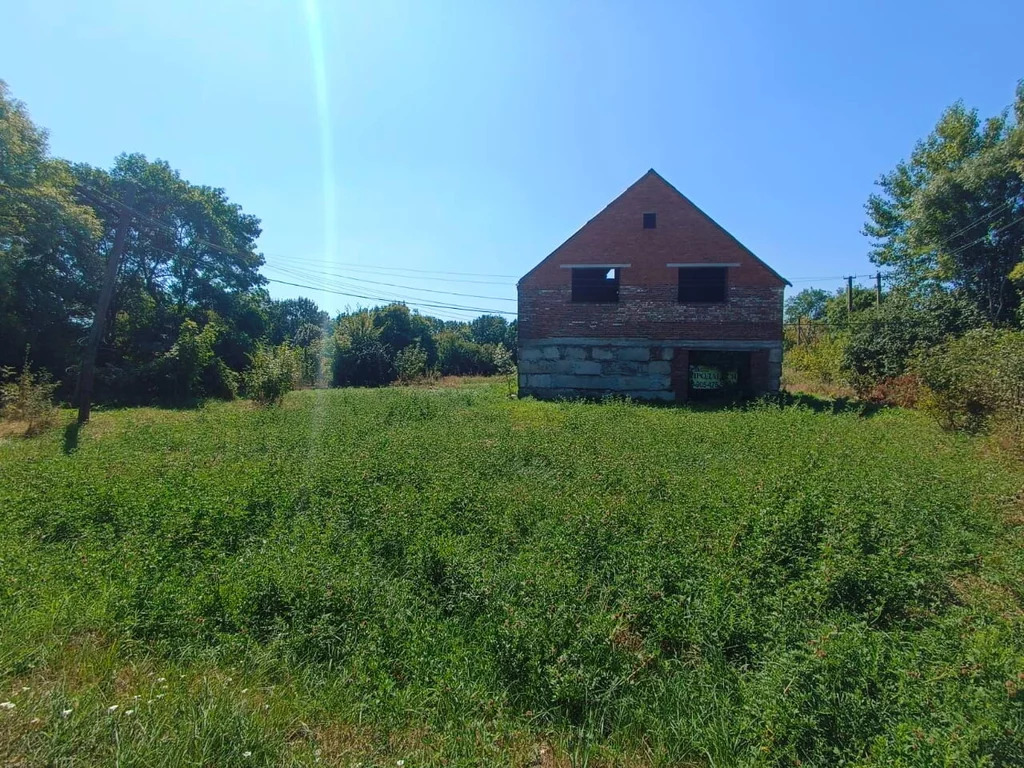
[1,380,1022,767]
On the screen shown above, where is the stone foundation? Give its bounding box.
[518,337,782,401]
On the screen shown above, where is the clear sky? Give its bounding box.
[3,0,1022,321]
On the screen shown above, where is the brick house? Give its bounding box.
[517,169,789,401]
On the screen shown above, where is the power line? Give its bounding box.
[264,277,517,317]
[929,197,1018,253]
[87,193,516,317]
[264,266,516,316]
[943,212,1024,258]
[263,263,516,302]
[264,254,517,285]
[79,183,259,260]
[265,252,518,279]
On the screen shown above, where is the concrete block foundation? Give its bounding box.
[518,337,782,402]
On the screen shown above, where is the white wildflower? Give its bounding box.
[397,761,405,767]
[156,677,166,683]
[243,751,252,758]
[107,705,118,713]
[61,709,73,718]
[240,688,248,694]
[1,702,15,710]
[125,709,134,716]
[30,718,40,724]
[21,686,30,692]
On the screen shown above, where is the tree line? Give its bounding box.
[784,81,1024,444]
[0,80,517,409]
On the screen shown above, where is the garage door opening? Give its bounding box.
[687,350,751,401]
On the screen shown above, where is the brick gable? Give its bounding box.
[518,170,787,342]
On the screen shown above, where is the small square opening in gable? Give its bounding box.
[643,212,657,229]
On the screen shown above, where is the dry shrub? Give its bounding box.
[862,373,922,408]
[1,355,59,436]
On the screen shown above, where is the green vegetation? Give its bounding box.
[786,82,1024,439]
[0,80,515,410]
[1,380,1022,766]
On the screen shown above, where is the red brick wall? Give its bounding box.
[518,170,786,341]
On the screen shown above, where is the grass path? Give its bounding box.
[1,382,1022,766]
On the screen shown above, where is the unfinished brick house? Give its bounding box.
[517,169,789,401]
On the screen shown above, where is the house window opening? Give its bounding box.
[643,212,657,229]
[572,267,619,303]
[678,266,727,303]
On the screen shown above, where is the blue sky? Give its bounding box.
[3,0,1022,321]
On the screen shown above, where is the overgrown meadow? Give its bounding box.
[0,381,1022,766]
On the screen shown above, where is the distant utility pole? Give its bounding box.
[846,276,854,314]
[76,187,134,424]
[875,272,882,307]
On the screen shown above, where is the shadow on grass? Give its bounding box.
[534,389,889,418]
[62,421,80,454]
[771,390,888,417]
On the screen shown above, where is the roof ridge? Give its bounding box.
[644,169,791,286]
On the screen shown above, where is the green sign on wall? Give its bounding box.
[690,365,721,390]
[690,365,739,390]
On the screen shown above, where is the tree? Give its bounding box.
[0,80,101,379]
[823,285,878,329]
[69,153,267,401]
[266,297,328,345]
[843,291,982,383]
[469,314,509,346]
[784,288,830,323]
[331,312,393,387]
[864,82,1024,324]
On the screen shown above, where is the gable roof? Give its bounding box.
[519,169,791,287]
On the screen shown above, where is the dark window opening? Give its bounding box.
[572,267,619,303]
[687,350,750,401]
[643,212,657,229]
[678,266,727,303]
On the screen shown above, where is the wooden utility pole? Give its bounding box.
[797,316,803,344]
[76,188,133,424]
[875,272,882,307]
[846,275,854,314]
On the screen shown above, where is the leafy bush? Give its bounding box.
[0,353,59,435]
[293,323,325,387]
[843,292,982,390]
[785,332,849,386]
[394,342,428,383]
[242,343,300,406]
[493,342,517,397]
[914,329,1024,445]
[436,332,496,376]
[156,318,237,402]
[332,313,394,387]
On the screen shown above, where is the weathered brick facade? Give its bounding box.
[518,170,788,401]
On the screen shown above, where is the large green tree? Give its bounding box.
[0,80,101,377]
[864,82,1024,324]
[784,288,830,323]
[71,154,267,399]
